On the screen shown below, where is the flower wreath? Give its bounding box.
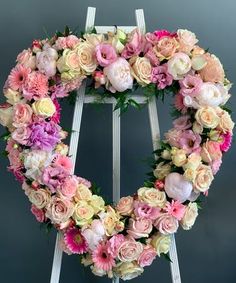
[0,26,234,281]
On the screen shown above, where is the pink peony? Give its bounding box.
[22,71,49,100]
[95,43,117,67]
[127,218,153,239]
[153,29,176,40]
[154,213,179,234]
[137,245,157,267]
[12,103,33,128]
[64,227,88,254]
[220,132,232,152]
[92,242,115,271]
[31,204,45,222]
[173,115,192,130]
[134,201,160,220]
[53,155,73,173]
[82,219,105,251]
[107,234,125,257]
[164,200,186,220]
[121,28,143,59]
[179,130,201,154]
[179,74,203,97]
[151,64,173,89]
[36,47,58,77]
[8,65,31,91]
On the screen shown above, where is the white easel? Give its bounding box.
[50,7,181,283]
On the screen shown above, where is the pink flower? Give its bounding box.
[165,128,183,147]
[54,37,67,50]
[211,159,222,175]
[92,242,115,271]
[22,71,48,100]
[121,28,143,59]
[174,93,188,113]
[179,74,203,97]
[134,201,160,220]
[31,204,45,222]
[54,155,73,173]
[93,71,107,88]
[153,29,176,40]
[12,103,33,127]
[77,176,91,188]
[6,138,22,170]
[151,64,173,89]
[127,218,153,239]
[8,167,25,183]
[201,140,222,163]
[154,213,179,235]
[64,227,88,254]
[179,130,201,154]
[116,196,134,216]
[66,35,80,49]
[51,99,61,123]
[145,49,160,66]
[8,65,31,91]
[42,165,69,193]
[59,176,78,199]
[173,115,192,130]
[220,132,232,152]
[164,200,186,220]
[11,126,31,145]
[95,43,117,67]
[107,234,125,257]
[118,237,143,262]
[36,47,58,77]
[17,49,36,69]
[145,32,159,45]
[82,219,105,251]
[154,180,164,190]
[137,245,157,267]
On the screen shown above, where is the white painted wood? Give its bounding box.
[135,8,181,283]
[95,26,136,33]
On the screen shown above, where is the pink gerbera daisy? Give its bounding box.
[92,242,115,271]
[54,155,73,173]
[8,64,31,91]
[165,200,186,221]
[64,227,88,254]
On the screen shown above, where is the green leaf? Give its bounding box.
[1,150,8,157]
[40,221,53,235]
[161,253,172,263]
[0,131,11,141]
[90,183,101,195]
[64,25,70,36]
[221,105,232,114]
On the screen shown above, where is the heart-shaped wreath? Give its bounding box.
[0,26,234,281]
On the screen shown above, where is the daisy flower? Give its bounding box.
[8,64,31,91]
[92,242,115,271]
[64,227,88,254]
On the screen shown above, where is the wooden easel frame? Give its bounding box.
[50,7,181,283]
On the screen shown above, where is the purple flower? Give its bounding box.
[42,165,69,193]
[179,130,201,154]
[29,121,60,151]
[151,64,173,89]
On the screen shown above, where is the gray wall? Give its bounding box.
[0,0,236,282]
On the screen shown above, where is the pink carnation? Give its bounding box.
[22,71,49,100]
[151,64,173,89]
[95,43,117,67]
[51,99,61,123]
[220,132,232,152]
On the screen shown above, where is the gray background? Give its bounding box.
[0,0,236,282]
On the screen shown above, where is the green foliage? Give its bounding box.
[0,131,11,141]
[40,221,53,235]
[161,253,172,263]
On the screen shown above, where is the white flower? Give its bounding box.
[167,52,192,80]
[181,202,198,230]
[36,47,58,77]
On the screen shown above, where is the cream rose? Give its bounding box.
[154,213,179,235]
[181,202,198,230]
[32,98,56,118]
[116,196,134,216]
[28,189,51,209]
[75,41,97,74]
[0,105,13,128]
[130,56,152,85]
[216,108,235,134]
[118,239,143,262]
[177,29,198,53]
[83,33,105,46]
[151,232,171,256]
[167,52,191,80]
[4,88,22,105]
[55,143,69,156]
[153,37,179,60]
[195,106,219,129]
[73,200,94,226]
[153,162,171,180]
[193,164,214,192]
[12,103,32,128]
[127,218,153,239]
[74,184,92,202]
[46,196,74,224]
[114,262,144,281]
[183,152,202,171]
[137,187,166,208]
[89,195,105,213]
[171,148,187,167]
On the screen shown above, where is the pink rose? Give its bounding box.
[201,140,222,163]
[12,103,33,127]
[134,201,160,220]
[23,71,49,100]
[31,204,45,222]
[95,43,117,67]
[17,49,36,69]
[104,58,133,92]
[137,245,157,267]
[107,234,125,257]
[165,128,183,147]
[145,32,159,45]
[11,126,31,145]
[66,35,80,49]
[127,218,153,239]
[59,176,78,199]
[121,28,143,59]
[154,213,179,234]
[116,196,134,216]
[45,196,74,224]
[118,237,143,262]
[153,37,179,61]
[173,115,192,130]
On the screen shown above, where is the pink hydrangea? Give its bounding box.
[95,43,117,67]
[151,64,173,89]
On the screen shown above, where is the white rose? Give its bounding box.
[138,187,166,208]
[191,55,207,71]
[193,164,214,193]
[0,105,13,128]
[151,232,171,256]
[153,162,171,180]
[181,202,198,230]
[4,88,22,105]
[28,189,51,209]
[177,29,198,53]
[167,52,192,80]
[114,262,144,281]
[103,57,133,92]
[23,149,53,181]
